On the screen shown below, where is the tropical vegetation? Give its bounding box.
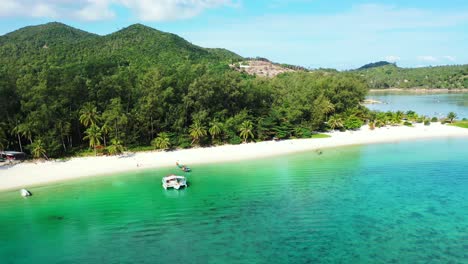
[4,22,460,160]
[451,122,468,129]
[151,133,171,150]
[355,62,468,89]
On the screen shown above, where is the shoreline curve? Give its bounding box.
[1,123,467,192]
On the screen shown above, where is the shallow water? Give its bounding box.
[1,138,468,263]
[366,92,468,119]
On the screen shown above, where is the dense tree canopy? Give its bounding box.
[355,63,468,89]
[0,23,369,158]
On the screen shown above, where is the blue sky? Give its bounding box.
[1,0,467,69]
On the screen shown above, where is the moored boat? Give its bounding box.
[20,189,32,197]
[176,161,192,172]
[162,175,187,190]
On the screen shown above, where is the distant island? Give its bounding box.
[354,61,468,90]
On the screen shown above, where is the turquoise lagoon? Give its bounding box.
[366,92,468,119]
[1,138,468,263]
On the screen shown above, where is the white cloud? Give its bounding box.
[385,55,401,62]
[75,0,115,21]
[442,55,456,62]
[32,3,59,18]
[181,4,468,68]
[120,0,234,21]
[417,56,438,62]
[0,0,235,21]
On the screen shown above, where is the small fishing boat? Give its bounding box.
[20,189,32,197]
[176,161,192,172]
[162,175,187,190]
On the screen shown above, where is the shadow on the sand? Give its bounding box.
[118,152,136,159]
[0,161,22,170]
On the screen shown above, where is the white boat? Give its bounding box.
[162,175,187,190]
[20,189,32,197]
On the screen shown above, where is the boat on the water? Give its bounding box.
[162,175,187,190]
[20,189,32,197]
[176,161,191,172]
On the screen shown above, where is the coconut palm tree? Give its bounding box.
[79,103,100,128]
[0,126,6,152]
[107,138,125,155]
[447,112,457,123]
[406,110,418,121]
[189,121,207,145]
[30,139,48,160]
[327,115,343,130]
[18,123,33,144]
[209,120,223,142]
[83,124,102,156]
[56,120,71,152]
[239,121,254,143]
[322,99,335,118]
[151,132,171,150]
[374,113,388,128]
[100,122,112,147]
[395,111,404,121]
[390,115,401,126]
[375,117,386,128]
[11,123,23,152]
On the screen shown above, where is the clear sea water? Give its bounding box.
[1,138,468,263]
[366,92,468,119]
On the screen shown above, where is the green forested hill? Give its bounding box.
[355,63,468,89]
[0,22,367,158]
[0,22,241,69]
[358,61,395,70]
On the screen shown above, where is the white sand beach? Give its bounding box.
[1,123,468,192]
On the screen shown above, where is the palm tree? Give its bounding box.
[239,120,254,143]
[322,99,335,118]
[151,132,171,150]
[390,115,401,126]
[30,139,48,160]
[375,117,386,128]
[11,123,23,152]
[395,111,404,121]
[79,103,100,128]
[107,138,125,155]
[83,124,102,156]
[447,112,457,123]
[56,120,71,152]
[18,123,33,144]
[209,120,223,141]
[100,122,112,147]
[189,121,207,145]
[0,126,6,152]
[406,110,418,121]
[327,115,343,130]
[374,113,388,128]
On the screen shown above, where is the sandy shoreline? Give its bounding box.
[1,123,468,192]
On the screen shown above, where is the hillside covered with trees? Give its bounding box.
[355,62,468,89]
[0,22,369,158]
[358,61,395,70]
